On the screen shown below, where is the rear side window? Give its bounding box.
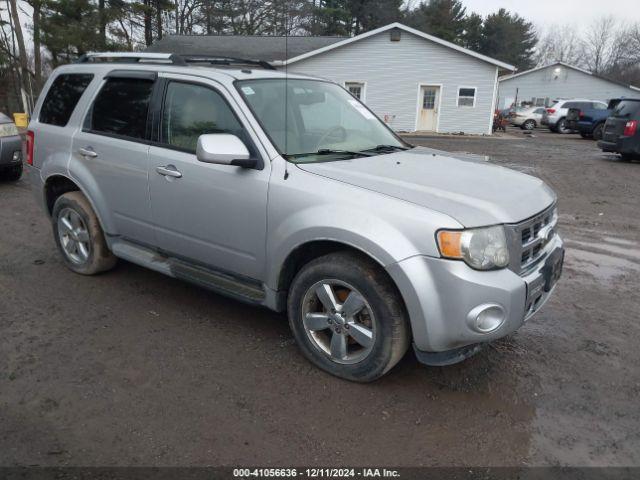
[87,77,154,140]
[39,73,93,126]
[612,100,640,119]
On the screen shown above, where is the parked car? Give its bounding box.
[26,53,564,382]
[511,106,546,130]
[0,112,23,181]
[542,99,607,134]
[598,98,640,160]
[566,99,619,140]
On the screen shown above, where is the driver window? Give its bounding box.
[161,81,244,153]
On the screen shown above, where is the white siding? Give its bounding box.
[498,64,640,108]
[282,31,498,134]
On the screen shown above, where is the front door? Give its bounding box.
[418,85,440,131]
[148,75,270,280]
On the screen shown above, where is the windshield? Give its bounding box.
[236,78,408,163]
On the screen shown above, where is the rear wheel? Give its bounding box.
[592,123,604,141]
[0,163,22,181]
[522,119,536,130]
[556,118,570,134]
[287,252,410,382]
[52,191,117,275]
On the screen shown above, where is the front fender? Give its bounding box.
[264,159,462,290]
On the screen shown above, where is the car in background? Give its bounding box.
[542,99,607,134]
[511,106,546,130]
[566,99,619,141]
[0,112,23,181]
[598,98,640,160]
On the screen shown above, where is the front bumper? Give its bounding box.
[386,235,563,356]
[0,135,23,167]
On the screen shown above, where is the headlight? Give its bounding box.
[437,225,510,270]
[0,123,19,138]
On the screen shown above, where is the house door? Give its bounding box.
[418,86,440,131]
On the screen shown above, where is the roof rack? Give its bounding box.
[75,52,275,70]
[180,55,276,70]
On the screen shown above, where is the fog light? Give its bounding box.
[467,303,505,333]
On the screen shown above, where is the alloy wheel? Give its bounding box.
[301,280,376,364]
[57,208,91,265]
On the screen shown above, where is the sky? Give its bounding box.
[461,0,640,30]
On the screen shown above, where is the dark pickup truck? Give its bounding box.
[598,98,640,160]
[566,99,621,141]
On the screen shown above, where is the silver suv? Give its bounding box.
[26,53,564,382]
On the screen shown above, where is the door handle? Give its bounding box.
[78,147,98,158]
[156,165,182,178]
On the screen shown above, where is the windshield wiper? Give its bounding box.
[288,149,373,159]
[360,144,410,153]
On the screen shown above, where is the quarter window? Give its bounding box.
[87,77,154,140]
[457,87,476,107]
[39,73,94,126]
[345,82,365,101]
[161,81,246,153]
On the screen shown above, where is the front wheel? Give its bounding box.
[287,252,410,382]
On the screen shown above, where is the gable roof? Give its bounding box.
[146,35,346,62]
[499,61,640,92]
[281,22,515,71]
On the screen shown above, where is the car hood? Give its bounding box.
[295,146,556,227]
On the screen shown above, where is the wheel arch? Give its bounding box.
[44,174,110,235]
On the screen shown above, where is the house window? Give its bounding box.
[457,87,476,107]
[345,82,365,101]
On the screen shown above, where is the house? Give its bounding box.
[148,23,515,134]
[498,62,640,108]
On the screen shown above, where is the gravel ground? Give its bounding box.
[0,127,638,467]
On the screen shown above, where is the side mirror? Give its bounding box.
[196,134,257,168]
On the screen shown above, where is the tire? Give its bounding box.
[287,251,410,382]
[579,132,591,139]
[522,119,536,130]
[592,123,604,141]
[556,118,570,134]
[0,163,22,181]
[52,191,117,275]
[620,153,636,162]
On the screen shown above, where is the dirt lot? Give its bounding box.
[1,127,639,467]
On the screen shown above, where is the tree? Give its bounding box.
[479,8,536,70]
[461,12,482,51]
[534,25,584,68]
[405,0,467,43]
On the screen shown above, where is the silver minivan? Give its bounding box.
[27,53,564,382]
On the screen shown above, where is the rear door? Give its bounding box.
[147,74,270,280]
[71,71,156,244]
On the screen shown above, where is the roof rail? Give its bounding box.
[75,52,276,70]
[179,55,276,70]
[76,52,187,65]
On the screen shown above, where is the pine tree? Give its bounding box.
[479,8,537,70]
[405,0,467,43]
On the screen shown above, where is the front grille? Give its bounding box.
[506,204,558,275]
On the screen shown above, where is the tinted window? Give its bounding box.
[40,74,93,126]
[612,100,640,118]
[89,77,154,139]
[161,82,245,152]
[563,102,578,109]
